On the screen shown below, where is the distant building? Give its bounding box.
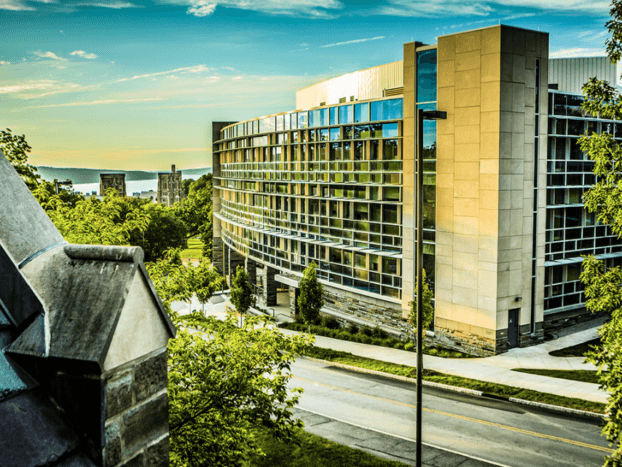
[133,189,157,201]
[100,172,127,197]
[157,164,185,206]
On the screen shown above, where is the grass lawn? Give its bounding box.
[306,347,606,414]
[245,427,408,467]
[180,238,203,260]
[513,368,603,384]
[549,338,601,357]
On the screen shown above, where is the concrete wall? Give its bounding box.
[433,26,549,354]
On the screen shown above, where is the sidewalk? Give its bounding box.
[175,294,608,404]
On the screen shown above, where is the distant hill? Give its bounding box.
[36,166,212,184]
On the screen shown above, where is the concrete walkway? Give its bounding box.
[173,293,608,404]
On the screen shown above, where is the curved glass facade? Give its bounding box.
[214,98,405,299]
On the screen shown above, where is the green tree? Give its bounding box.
[34,187,149,246]
[0,128,40,190]
[408,269,434,335]
[131,202,188,262]
[192,259,224,313]
[578,2,622,464]
[230,265,255,326]
[181,178,194,196]
[298,261,323,324]
[168,312,313,467]
[176,174,213,258]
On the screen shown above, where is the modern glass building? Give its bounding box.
[212,24,619,355]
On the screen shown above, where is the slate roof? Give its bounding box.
[0,150,175,466]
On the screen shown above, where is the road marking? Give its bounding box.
[293,376,613,454]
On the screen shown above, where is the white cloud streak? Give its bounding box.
[70,50,98,59]
[33,97,164,108]
[321,36,385,48]
[33,50,66,60]
[159,0,343,19]
[115,64,214,82]
[76,1,141,7]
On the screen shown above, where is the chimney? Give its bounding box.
[171,164,176,173]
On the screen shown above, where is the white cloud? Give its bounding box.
[33,50,66,61]
[550,47,607,58]
[76,1,140,8]
[577,30,595,39]
[71,50,98,59]
[187,1,215,16]
[158,0,343,19]
[0,0,56,10]
[321,36,385,48]
[0,80,58,94]
[33,97,164,108]
[502,12,535,20]
[115,64,214,82]
[377,0,610,18]
[0,60,11,65]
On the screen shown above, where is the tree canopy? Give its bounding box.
[0,128,40,190]
[579,2,622,464]
[230,265,255,321]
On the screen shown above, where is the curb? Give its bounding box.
[303,356,605,420]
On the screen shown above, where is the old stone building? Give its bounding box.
[100,173,127,197]
[0,151,176,466]
[157,165,185,206]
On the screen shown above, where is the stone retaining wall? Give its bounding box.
[321,285,411,337]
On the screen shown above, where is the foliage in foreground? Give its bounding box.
[0,128,40,189]
[169,313,314,467]
[579,1,622,463]
[305,347,606,414]
[245,426,408,467]
[549,338,602,358]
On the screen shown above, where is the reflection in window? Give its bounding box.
[355,103,370,123]
[340,105,353,124]
[298,112,308,128]
[384,140,399,160]
[384,99,403,120]
[383,123,398,137]
[330,107,338,125]
[417,49,437,103]
[330,128,340,141]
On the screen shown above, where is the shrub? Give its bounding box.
[404,342,415,352]
[372,326,388,339]
[347,323,359,335]
[394,342,405,350]
[359,335,371,344]
[361,327,373,337]
[427,348,438,356]
[323,317,340,329]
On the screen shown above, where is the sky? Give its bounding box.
[0,0,617,170]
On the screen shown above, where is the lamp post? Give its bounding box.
[416,108,446,467]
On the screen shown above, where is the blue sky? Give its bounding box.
[0,0,616,169]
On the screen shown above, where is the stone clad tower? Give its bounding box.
[157,164,185,206]
[100,172,127,197]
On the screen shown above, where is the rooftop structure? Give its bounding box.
[0,152,175,466]
[100,173,127,197]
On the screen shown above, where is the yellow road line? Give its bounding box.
[294,376,613,454]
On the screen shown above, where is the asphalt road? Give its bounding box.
[289,358,611,467]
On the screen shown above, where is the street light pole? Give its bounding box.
[416,108,446,467]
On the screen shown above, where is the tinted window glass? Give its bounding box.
[417,49,437,103]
